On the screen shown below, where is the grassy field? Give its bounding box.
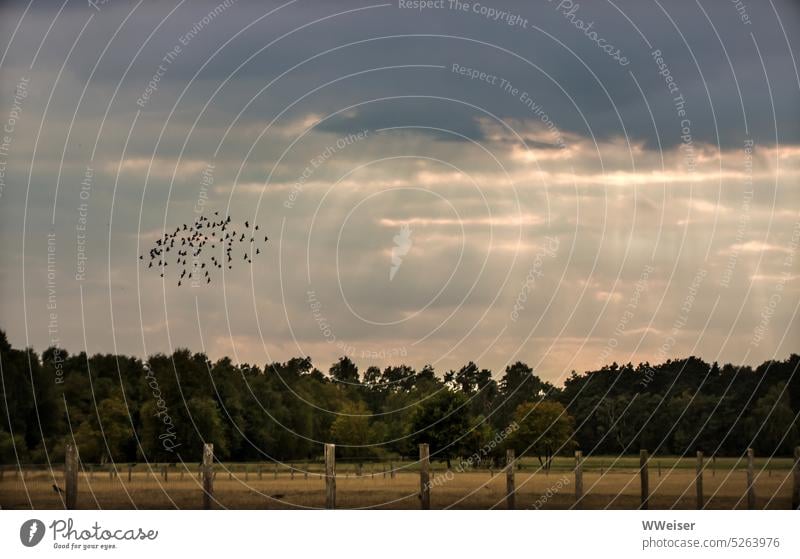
[1,457,795,509]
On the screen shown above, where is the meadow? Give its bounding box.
[1,456,794,510]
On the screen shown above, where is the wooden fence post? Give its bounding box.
[258,465,262,480]
[574,450,584,509]
[696,451,704,509]
[274,463,278,479]
[65,443,78,510]
[202,443,214,510]
[291,465,295,480]
[127,464,132,482]
[390,462,395,479]
[419,443,430,510]
[325,443,336,509]
[163,465,168,482]
[506,449,516,510]
[640,449,650,510]
[746,448,756,510]
[792,446,800,510]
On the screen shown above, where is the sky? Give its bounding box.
[0,0,798,384]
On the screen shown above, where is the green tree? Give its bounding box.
[747,382,799,455]
[0,429,27,463]
[509,401,574,471]
[95,394,133,462]
[330,401,374,464]
[329,356,360,385]
[493,361,547,429]
[72,422,103,463]
[410,390,470,468]
[186,396,229,459]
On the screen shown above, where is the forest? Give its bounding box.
[1,329,798,465]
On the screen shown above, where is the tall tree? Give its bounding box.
[329,356,360,385]
[493,361,546,429]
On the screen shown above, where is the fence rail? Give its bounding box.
[1,444,797,510]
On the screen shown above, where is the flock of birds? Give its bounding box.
[140,212,268,286]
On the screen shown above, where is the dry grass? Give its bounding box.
[0,462,794,509]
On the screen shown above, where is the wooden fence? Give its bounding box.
[19,443,800,510]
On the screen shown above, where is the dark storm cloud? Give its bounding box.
[3,0,798,150]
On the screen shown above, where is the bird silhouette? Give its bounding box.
[141,214,269,286]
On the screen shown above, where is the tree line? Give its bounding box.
[1,329,797,466]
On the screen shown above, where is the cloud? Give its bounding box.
[0,0,798,380]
